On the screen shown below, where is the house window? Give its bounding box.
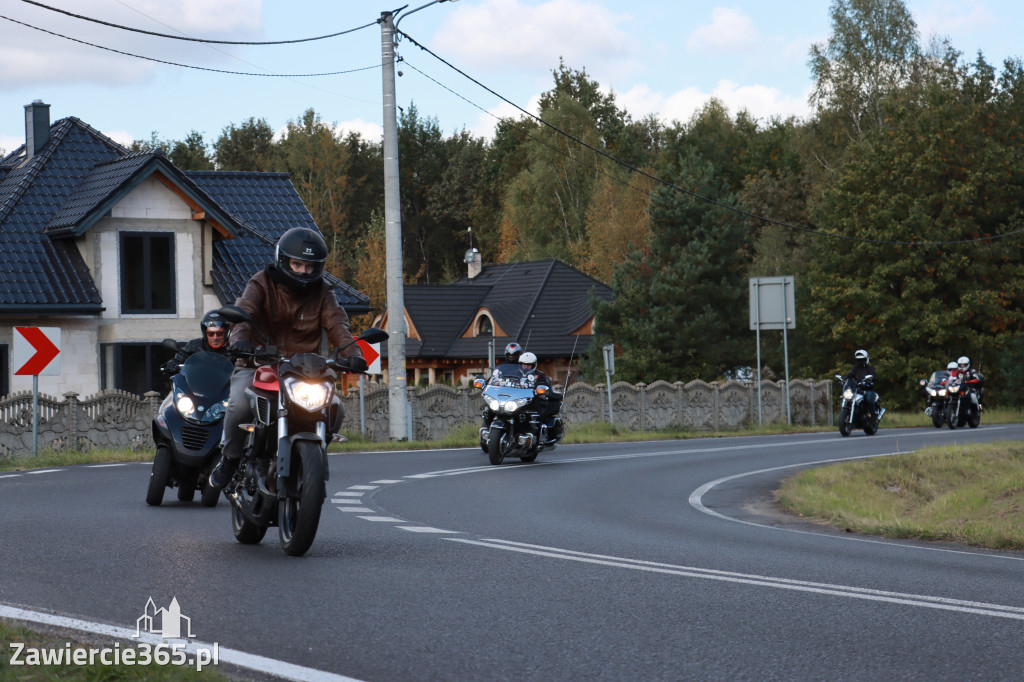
[475,315,493,337]
[0,343,8,397]
[120,232,176,313]
[101,343,175,397]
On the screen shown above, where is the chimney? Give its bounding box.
[24,100,51,160]
[464,247,482,279]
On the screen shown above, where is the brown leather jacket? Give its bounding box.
[228,266,361,362]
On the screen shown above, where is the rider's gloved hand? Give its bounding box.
[229,340,255,356]
[341,355,368,373]
[161,360,179,374]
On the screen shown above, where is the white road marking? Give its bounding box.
[399,526,459,534]
[0,604,363,682]
[0,474,21,479]
[87,463,128,468]
[347,485,378,490]
[447,538,1024,620]
[358,516,405,522]
[26,469,61,475]
[336,507,374,513]
[370,479,404,484]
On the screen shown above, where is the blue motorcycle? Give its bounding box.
[147,346,233,506]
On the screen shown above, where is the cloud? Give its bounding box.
[687,7,758,51]
[335,119,384,142]
[433,0,639,80]
[0,0,265,87]
[468,95,543,140]
[617,80,811,126]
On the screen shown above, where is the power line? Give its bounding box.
[17,0,376,45]
[0,15,380,78]
[397,28,1024,248]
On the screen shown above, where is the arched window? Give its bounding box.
[476,315,493,337]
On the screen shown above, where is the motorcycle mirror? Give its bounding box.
[919,379,927,386]
[473,377,485,389]
[162,338,179,351]
[357,327,389,344]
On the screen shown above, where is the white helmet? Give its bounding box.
[957,356,970,370]
[854,349,869,362]
[519,351,537,370]
[947,361,957,371]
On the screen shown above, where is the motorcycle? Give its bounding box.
[214,304,388,557]
[473,377,562,465]
[919,369,951,428]
[943,372,982,430]
[835,374,882,437]
[147,344,233,507]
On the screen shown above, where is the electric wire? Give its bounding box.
[17,0,376,45]
[0,15,380,78]
[397,28,1024,248]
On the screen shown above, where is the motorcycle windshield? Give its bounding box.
[927,370,949,388]
[180,352,234,399]
[482,385,534,402]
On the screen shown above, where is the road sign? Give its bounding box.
[356,339,382,375]
[14,326,61,376]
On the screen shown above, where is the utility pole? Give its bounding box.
[380,9,408,440]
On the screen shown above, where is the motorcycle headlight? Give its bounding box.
[948,385,959,394]
[938,389,947,397]
[485,395,501,411]
[843,389,855,400]
[283,376,333,411]
[174,390,197,420]
[503,397,531,413]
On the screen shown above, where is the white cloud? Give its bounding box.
[335,119,383,142]
[916,0,994,39]
[102,129,137,148]
[617,80,811,126]
[0,0,265,87]
[687,7,758,51]
[433,0,639,79]
[0,134,23,156]
[468,95,542,140]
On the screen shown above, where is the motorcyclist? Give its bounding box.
[480,342,527,428]
[161,311,232,375]
[518,351,564,444]
[844,349,882,418]
[209,227,366,489]
[950,355,984,406]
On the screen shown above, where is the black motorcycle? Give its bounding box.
[473,378,562,465]
[919,369,951,428]
[835,374,881,437]
[147,346,233,507]
[215,305,388,556]
[944,373,982,430]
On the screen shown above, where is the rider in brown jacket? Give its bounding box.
[209,227,366,489]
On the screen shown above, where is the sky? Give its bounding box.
[2,0,1023,156]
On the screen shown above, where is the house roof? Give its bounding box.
[0,114,370,316]
[397,258,612,361]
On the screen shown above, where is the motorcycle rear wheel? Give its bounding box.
[520,450,539,463]
[232,502,267,544]
[863,416,878,436]
[487,428,508,465]
[278,442,326,557]
[145,446,172,506]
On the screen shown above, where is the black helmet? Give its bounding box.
[275,227,328,293]
[504,342,522,363]
[201,311,230,349]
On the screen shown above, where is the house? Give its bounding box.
[372,249,613,388]
[0,101,369,398]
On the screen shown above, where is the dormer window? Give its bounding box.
[476,315,493,337]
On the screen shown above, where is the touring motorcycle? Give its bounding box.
[943,372,982,430]
[147,345,233,507]
[918,369,951,428]
[835,374,881,437]
[215,305,388,556]
[473,377,562,465]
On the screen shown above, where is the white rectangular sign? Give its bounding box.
[749,277,795,330]
[13,326,62,376]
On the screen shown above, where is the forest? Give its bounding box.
[132,0,1024,410]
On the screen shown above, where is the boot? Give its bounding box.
[208,456,238,490]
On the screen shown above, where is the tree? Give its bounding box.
[168,130,213,170]
[809,0,921,141]
[213,117,275,171]
[590,146,753,383]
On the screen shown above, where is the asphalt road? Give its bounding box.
[2,424,1023,681]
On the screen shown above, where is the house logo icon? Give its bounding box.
[134,597,195,639]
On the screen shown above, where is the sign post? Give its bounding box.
[14,327,62,456]
[356,340,382,438]
[602,343,615,426]
[749,278,795,426]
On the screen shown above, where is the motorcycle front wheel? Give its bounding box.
[932,410,944,428]
[838,407,851,437]
[487,427,509,465]
[145,445,172,506]
[278,441,326,557]
[968,408,981,429]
